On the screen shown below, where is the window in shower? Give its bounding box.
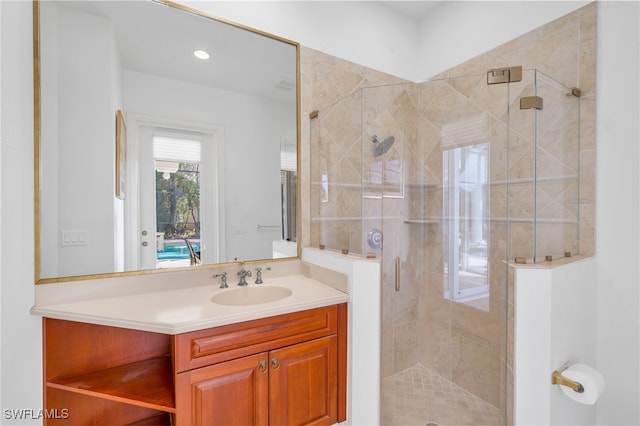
[443,142,489,309]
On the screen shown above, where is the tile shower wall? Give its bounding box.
[302,2,595,423]
[302,49,408,254]
[430,3,596,259]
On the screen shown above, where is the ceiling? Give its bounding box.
[379,1,443,21]
[47,0,442,102]
[50,1,297,104]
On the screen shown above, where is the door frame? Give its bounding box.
[124,112,225,270]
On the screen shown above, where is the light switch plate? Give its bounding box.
[61,230,87,247]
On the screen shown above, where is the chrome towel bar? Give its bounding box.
[256,224,280,230]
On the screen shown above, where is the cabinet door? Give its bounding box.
[269,336,338,426]
[175,352,269,426]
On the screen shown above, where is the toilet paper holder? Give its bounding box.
[551,370,585,393]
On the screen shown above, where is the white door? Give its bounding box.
[135,120,223,270]
[138,125,157,269]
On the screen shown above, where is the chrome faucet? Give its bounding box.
[254,267,271,284]
[213,272,228,289]
[237,269,252,286]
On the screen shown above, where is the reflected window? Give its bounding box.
[443,143,489,310]
[365,157,404,198]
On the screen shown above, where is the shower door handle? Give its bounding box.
[395,256,400,292]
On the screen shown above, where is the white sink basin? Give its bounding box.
[211,285,293,306]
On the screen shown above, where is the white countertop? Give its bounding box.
[30,274,349,334]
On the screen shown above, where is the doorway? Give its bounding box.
[125,114,223,271]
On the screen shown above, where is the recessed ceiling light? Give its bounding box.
[193,49,210,60]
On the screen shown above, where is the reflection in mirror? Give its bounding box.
[443,143,490,312]
[36,0,299,282]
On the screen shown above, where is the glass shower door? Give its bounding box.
[375,74,510,425]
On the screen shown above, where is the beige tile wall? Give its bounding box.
[303,50,408,255]
[301,2,596,421]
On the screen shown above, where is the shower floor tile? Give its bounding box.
[381,364,504,426]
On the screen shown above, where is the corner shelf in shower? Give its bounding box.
[404,219,441,225]
[403,217,578,225]
[312,216,403,222]
[311,216,364,222]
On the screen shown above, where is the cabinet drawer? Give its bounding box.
[174,306,338,372]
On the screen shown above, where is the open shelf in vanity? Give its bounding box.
[43,318,175,425]
[46,357,175,413]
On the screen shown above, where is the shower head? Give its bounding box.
[371,134,395,157]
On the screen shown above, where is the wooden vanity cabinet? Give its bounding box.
[42,303,347,426]
[175,352,269,425]
[268,336,338,425]
[175,336,337,426]
[174,304,346,426]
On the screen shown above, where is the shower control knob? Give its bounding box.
[367,228,383,249]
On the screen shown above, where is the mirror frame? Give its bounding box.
[33,0,301,284]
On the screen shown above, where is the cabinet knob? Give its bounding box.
[271,358,280,370]
[259,360,267,373]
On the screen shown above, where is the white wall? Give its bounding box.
[514,258,598,425]
[183,1,588,82]
[0,0,3,412]
[514,267,553,424]
[39,3,123,278]
[1,1,638,424]
[549,261,599,424]
[1,1,42,424]
[595,2,640,424]
[181,0,420,81]
[416,1,589,79]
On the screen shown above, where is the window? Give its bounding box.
[443,143,490,309]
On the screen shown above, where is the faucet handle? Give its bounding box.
[213,272,228,289]
[254,267,271,284]
[237,269,252,286]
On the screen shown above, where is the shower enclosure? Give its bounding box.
[310,69,580,425]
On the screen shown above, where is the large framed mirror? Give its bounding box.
[34,0,299,283]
